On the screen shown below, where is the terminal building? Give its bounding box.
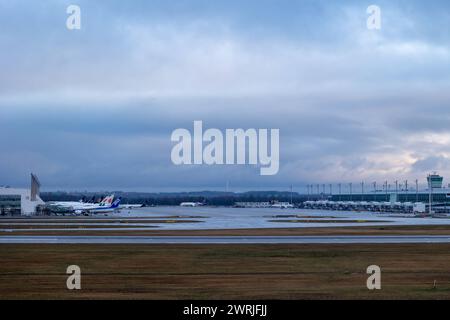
[234,201,294,209]
[303,174,450,214]
[0,174,45,216]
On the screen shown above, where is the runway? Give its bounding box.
[2,235,450,244]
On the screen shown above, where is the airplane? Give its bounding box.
[76,198,122,214]
[119,203,144,209]
[180,202,203,207]
[48,198,88,208]
[49,194,118,213]
[271,202,294,209]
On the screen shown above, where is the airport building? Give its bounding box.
[235,202,272,208]
[0,174,44,216]
[235,201,293,208]
[329,190,450,204]
[328,174,449,203]
[303,174,450,214]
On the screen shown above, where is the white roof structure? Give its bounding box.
[0,174,44,215]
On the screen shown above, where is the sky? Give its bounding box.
[1,0,450,191]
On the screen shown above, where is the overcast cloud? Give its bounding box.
[1,0,450,191]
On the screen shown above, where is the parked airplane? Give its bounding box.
[50,194,119,213]
[77,198,122,214]
[119,203,144,209]
[180,202,204,207]
[271,202,294,209]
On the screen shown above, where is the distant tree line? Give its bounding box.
[41,191,321,206]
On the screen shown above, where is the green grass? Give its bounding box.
[1,244,450,299]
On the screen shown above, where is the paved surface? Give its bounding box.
[2,207,450,231]
[2,235,450,244]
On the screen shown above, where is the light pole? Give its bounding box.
[373,182,377,201]
[404,180,408,203]
[385,181,388,201]
[415,179,419,203]
[290,185,293,205]
[361,182,364,201]
[395,180,398,202]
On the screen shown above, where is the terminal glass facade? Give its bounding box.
[0,194,21,214]
[330,193,450,204]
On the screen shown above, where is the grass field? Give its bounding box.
[1,243,450,299]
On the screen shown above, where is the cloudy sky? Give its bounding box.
[1,0,450,191]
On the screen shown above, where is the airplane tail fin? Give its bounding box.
[110,198,121,209]
[100,194,114,206]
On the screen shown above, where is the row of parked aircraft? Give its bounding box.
[49,195,143,214]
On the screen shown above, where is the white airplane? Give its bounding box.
[180,202,203,207]
[119,203,144,209]
[50,194,120,213]
[77,198,122,214]
[271,202,294,209]
[49,199,88,208]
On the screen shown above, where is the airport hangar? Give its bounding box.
[0,174,44,216]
